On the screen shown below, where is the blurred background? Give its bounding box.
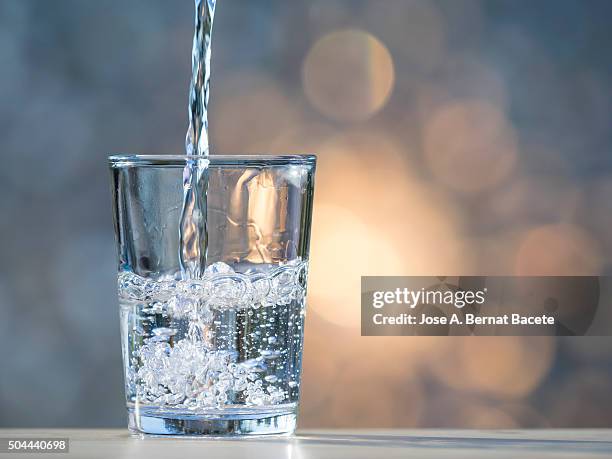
[1,0,612,428]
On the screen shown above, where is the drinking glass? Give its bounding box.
[109,154,316,436]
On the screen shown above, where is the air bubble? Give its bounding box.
[204,261,234,275]
[260,350,282,360]
[152,327,177,337]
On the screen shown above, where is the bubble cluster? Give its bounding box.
[118,260,307,315]
[119,260,307,412]
[134,341,287,410]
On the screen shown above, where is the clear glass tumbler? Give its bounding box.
[109,155,316,436]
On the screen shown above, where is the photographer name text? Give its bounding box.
[372,312,555,326]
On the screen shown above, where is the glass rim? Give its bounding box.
[108,154,317,168]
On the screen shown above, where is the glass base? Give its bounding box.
[128,407,297,436]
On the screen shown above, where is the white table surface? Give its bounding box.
[1,429,611,458]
